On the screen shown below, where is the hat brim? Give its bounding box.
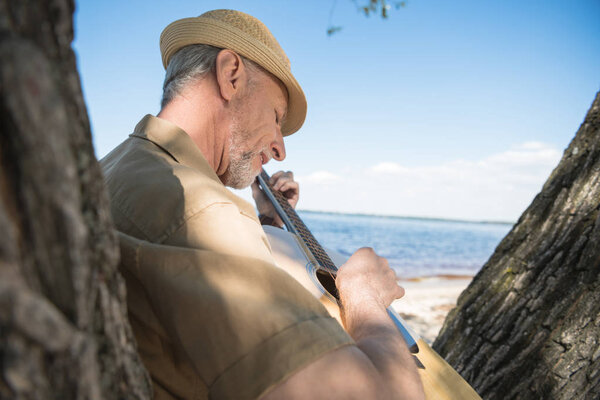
[161,17,307,136]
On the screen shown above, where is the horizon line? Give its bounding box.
[296,208,516,226]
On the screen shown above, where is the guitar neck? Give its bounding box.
[257,170,337,272]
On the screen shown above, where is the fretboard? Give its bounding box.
[258,170,338,273]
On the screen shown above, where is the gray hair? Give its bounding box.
[160,44,264,109]
[161,44,220,108]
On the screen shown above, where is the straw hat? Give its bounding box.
[160,9,307,136]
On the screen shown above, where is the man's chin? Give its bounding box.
[220,169,260,190]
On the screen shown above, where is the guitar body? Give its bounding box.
[263,225,481,400]
[263,225,344,323]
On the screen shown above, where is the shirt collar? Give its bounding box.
[130,114,221,182]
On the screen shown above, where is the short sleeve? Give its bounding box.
[119,233,354,400]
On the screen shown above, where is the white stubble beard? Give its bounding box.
[221,114,267,189]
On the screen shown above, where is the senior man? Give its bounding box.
[101,9,423,400]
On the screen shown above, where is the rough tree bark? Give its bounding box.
[0,0,151,398]
[434,92,600,400]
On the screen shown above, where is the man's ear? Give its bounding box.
[214,49,246,102]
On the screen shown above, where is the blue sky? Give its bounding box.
[74,0,599,222]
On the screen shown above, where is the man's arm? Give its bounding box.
[261,247,425,400]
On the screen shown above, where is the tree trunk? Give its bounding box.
[0,0,151,398]
[433,92,600,400]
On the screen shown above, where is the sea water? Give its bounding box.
[297,211,513,279]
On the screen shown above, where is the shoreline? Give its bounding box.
[392,275,474,344]
[402,273,475,282]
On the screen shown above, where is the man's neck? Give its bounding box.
[157,94,228,176]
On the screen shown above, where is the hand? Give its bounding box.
[252,170,299,227]
[335,247,405,329]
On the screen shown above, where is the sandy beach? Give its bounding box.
[391,276,473,344]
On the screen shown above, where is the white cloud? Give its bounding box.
[298,171,342,184]
[369,162,409,175]
[485,141,561,169]
[296,142,563,222]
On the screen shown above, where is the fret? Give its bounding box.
[258,170,338,273]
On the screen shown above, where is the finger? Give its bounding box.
[278,180,299,196]
[395,284,406,299]
[269,171,285,185]
[379,255,390,268]
[272,171,294,190]
[385,268,395,281]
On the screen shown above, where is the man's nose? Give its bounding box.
[270,131,286,161]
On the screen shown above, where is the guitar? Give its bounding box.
[258,169,481,400]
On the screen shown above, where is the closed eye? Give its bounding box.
[276,108,287,127]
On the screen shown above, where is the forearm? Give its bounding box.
[341,299,425,399]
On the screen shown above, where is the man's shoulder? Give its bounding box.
[100,136,250,242]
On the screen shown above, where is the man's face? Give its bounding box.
[221,70,288,189]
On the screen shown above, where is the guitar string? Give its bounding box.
[260,171,339,283]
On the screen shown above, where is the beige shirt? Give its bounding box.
[101,115,353,400]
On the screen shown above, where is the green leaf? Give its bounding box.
[326,26,343,36]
